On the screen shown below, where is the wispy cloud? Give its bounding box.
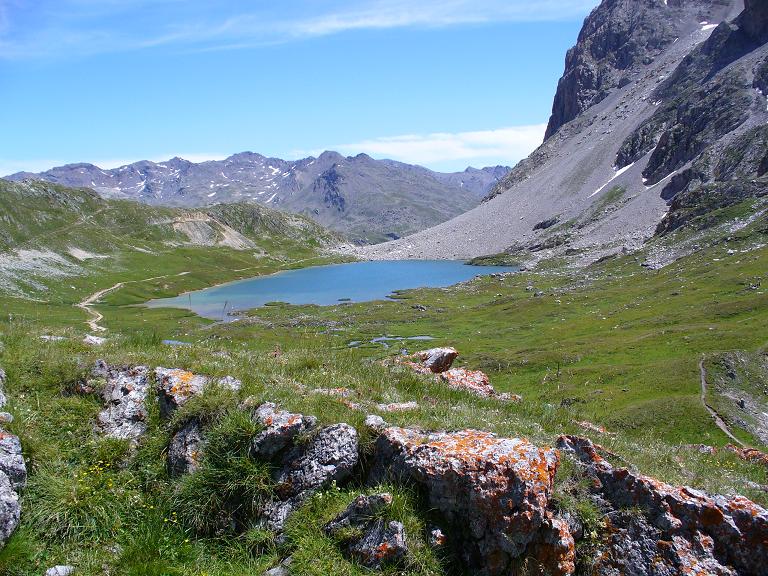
[290,124,546,171]
[0,0,597,59]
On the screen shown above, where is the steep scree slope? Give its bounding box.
[363,0,767,265]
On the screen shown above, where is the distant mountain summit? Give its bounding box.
[5,152,509,244]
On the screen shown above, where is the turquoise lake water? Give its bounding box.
[146,260,517,320]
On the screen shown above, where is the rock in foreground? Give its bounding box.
[324,493,408,569]
[371,426,572,575]
[558,435,768,575]
[95,364,151,442]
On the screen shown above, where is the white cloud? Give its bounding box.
[0,0,598,59]
[291,124,546,171]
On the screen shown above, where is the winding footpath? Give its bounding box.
[76,271,190,332]
[699,356,745,447]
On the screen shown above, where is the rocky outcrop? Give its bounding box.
[0,432,26,491]
[45,567,75,576]
[440,368,501,399]
[370,426,572,575]
[250,402,318,459]
[155,367,241,418]
[95,364,150,442]
[324,493,408,569]
[167,419,204,477]
[0,377,24,549]
[558,434,768,575]
[273,423,359,498]
[248,403,359,532]
[545,0,707,140]
[412,347,459,373]
[399,347,521,402]
[0,472,20,548]
[725,444,768,468]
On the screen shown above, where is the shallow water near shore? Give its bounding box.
[147,260,517,320]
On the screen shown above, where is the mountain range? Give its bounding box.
[5,152,509,244]
[364,0,768,267]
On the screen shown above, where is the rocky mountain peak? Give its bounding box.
[544,0,740,140]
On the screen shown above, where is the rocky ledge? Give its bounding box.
[558,435,768,575]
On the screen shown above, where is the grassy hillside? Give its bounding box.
[0,183,766,574]
[0,179,346,326]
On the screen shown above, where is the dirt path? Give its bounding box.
[76,271,190,333]
[699,356,745,447]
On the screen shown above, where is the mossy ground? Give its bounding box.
[0,211,767,574]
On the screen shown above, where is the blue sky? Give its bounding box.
[0,0,598,174]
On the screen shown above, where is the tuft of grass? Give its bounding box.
[172,410,272,536]
[25,462,141,543]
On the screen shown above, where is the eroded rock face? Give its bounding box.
[370,426,566,575]
[0,472,20,547]
[167,419,204,477]
[250,402,318,459]
[155,368,241,418]
[96,364,150,442]
[558,435,768,575]
[0,431,26,491]
[324,493,408,569]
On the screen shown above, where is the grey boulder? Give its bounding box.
[95,364,150,442]
[0,431,26,490]
[0,472,20,547]
[250,402,317,459]
[167,419,204,477]
[324,493,408,569]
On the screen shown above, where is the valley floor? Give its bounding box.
[0,214,767,574]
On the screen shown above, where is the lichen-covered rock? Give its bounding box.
[325,493,408,569]
[0,431,26,491]
[45,566,75,576]
[558,435,768,575]
[83,334,106,346]
[725,444,768,468]
[274,423,359,498]
[529,515,576,576]
[439,368,496,398]
[370,427,561,575]
[365,414,388,432]
[250,402,318,459]
[376,401,419,412]
[155,368,241,418]
[0,472,20,547]
[96,365,150,442]
[167,419,204,477]
[0,367,6,409]
[259,422,359,532]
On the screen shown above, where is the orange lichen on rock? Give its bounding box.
[558,435,768,575]
[371,426,565,575]
[725,444,768,467]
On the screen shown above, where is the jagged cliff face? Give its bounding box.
[546,0,686,140]
[364,0,767,266]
